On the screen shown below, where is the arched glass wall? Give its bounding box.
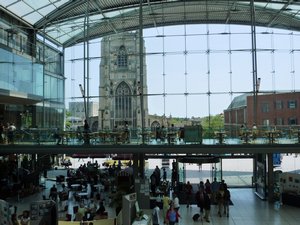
[65,24,300,132]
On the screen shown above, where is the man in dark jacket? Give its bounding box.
[195,188,211,222]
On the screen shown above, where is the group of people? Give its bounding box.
[153,192,181,225]
[72,200,107,222]
[152,178,231,224]
[111,121,130,144]
[155,124,182,144]
[240,123,258,142]
[194,178,231,222]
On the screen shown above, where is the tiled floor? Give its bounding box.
[177,188,300,225]
[5,169,300,225]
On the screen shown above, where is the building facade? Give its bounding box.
[224,92,300,136]
[0,11,65,129]
[98,32,149,131]
[69,101,99,121]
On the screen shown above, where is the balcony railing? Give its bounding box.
[1,126,300,146]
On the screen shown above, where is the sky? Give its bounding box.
[64,24,300,118]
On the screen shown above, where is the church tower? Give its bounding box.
[98,31,149,132]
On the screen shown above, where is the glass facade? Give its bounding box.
[0,48,43,95]
[0,43,64,129]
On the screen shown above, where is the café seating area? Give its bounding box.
[1,125,300,147]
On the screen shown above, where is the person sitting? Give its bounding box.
[82,211,94,221]
[97,201,106,215]
[75,204,87,221]
[11,213,19,225]
[19,210,30,225]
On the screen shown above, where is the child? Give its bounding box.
[166,204,180,225]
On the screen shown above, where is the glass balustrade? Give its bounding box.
[1,125,299,146]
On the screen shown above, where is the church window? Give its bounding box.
[115,82,132,122]
[117,45,128,68]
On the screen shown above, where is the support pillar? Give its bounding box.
[133,153,145,179]
[267,153,274,202]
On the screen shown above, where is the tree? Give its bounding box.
[65,110,72,130]
[201,114,224,138]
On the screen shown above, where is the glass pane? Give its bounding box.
[8,1,33,16]
[0,0,17,6]
[23,11,43,24]
[39,4,56,16]
[25,0,50,9]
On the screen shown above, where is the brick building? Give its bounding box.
[224,92,300,137]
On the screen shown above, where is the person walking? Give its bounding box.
[205,179,212,198]
[223,184,231,217]
[196,188,204,214]
[152,201,161,225]
[173,193,180,212]
[185,181,193,208]
[216,182,226,217]
[150,172,157,194]
[211,178,220,204]
[162,192,171,224]
[203,191,211,222]
[199,181,205,192]
[162,167,167,182]
[49,184,58,201]
[83,119,90,145]
[195,188,211,222]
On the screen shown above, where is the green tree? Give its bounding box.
[201,114,224,138]
[65,110,72,130]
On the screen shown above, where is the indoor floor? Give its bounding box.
[5,174,300,225]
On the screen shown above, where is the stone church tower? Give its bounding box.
[98,31,149,132]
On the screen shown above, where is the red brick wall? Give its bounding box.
[224,92,300,136]
[247,93,300,127]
